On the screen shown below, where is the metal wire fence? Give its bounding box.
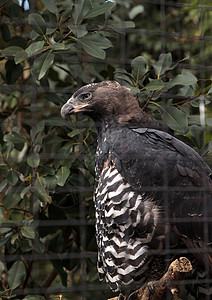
[0,0,212,300]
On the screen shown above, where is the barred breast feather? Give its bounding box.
[94,159,165,292]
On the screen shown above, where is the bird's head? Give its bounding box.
[61,81,139,121]
[61,81,160,129]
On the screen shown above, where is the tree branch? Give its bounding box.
[108,257,192,300]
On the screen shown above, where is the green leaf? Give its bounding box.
[34,177,52,203]
[0,235,12,248]
[11,211,24,222]
[129,5,144,19]
[5,59,23,84]
[85,2,114,18]
[32,236,45,254]
[123,21,135,28]
[20,238,33,252]
[130,87,140,95]
[50,43,66,51]
[45,176,57,190]
[41,0,58,14]
[28,13,46,36]
[56,166,70,186]
[25,41,45,57]
[7,170,19,186]
[162,106,188,133]
[27,153,40,168]
[109,20,135,33]
[153,52,172,76]
[78,33,113,59]
[61,9,73,20]
[167,72,197,88]
[131,56,147,82]
[114,73,133,86]
[0,261,5,276]
[68,24,87,38]
[36,51,55,80]
[0,179,7,193]
[190,125,204,149]
[72,0,92,24]
[14,50,28,64]
[0,207,4,222]
[21,226,36,239]
[167,55,189,71]
[191,97,210,108]
[3,131,26,144]
[21,186,31,199]
[79,40,104,59]
[1,46,23,57]
[30,30,40,40]
[67,128,83,138]
[177,85,194,97]
[8,261,26,289]
[11,233,19,245]
[41,165,56,176]
[0,220,17,229]
[45,116,72,127]
[145,79,164,91]
[3,187,22,210]
[1,23,11,42]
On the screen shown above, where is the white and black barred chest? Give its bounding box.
[94,154,165,292]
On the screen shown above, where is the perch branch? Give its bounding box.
[108,257,192,300]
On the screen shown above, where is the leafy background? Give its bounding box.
[0,0,212,299]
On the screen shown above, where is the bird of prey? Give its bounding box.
[61,81,212,299]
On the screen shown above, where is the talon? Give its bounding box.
[147,282,155,294]
[127,290,138,300]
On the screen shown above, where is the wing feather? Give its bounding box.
[108,127,212,242]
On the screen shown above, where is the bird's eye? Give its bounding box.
[81,93,92,100]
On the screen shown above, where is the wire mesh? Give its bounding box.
[0,1,212,300]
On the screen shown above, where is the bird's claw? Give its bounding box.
[127,290,138,300]
[147,281,155,294]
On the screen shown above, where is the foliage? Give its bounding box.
[0,0,211,299]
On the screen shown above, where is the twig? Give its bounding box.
[41,269,58,288]
[0,204,30,214]
[21,0,25,9]
[141,91,156,111]
[170,93,202,106]
[58,30,73,43]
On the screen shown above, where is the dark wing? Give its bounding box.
[109,127,212,243]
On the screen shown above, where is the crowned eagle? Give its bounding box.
[61,81,212,300]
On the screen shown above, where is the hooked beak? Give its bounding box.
[61,101,89,119]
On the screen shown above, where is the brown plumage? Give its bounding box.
[61,81,160,129]
[61,81,212,299]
